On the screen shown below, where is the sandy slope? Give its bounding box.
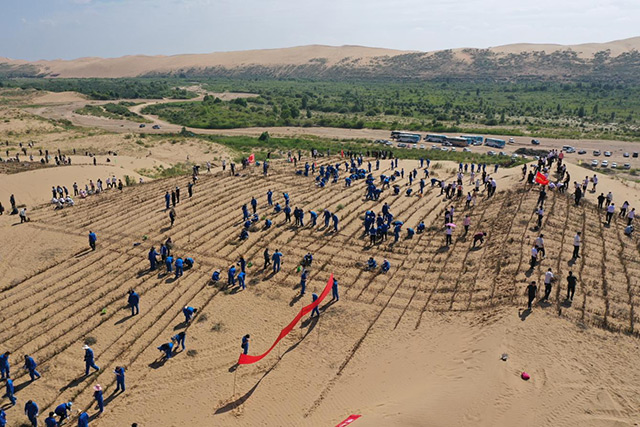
[1,153,640,427]
[3,37,640,77]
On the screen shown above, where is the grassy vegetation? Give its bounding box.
[140,79,640,141]
[136,162,193,179]
[175,133,528,167]
[1,78,197,100]
[75,102,151,123]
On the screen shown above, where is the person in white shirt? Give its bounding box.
[592,174,598,192]
[606,203,615,226]
[543,268,554,301]
[535,234,545,258]
[606,192,613,207]
[628,208,635,226]
[463,215,471,235]
[530,246,539,269]
[572,232,581,259]
[445,226,453,246]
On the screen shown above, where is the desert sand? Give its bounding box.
[4,37,640,78]
[2,86,640,427]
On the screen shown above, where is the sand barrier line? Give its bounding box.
[42,270,214,415]
[462,190,519,311]
[393,193,493,327]
[595,205,612,328]
[488,187,537,306]
[0,241,126,302]
[227,164,421,274]
[445,194,496,312]
[553,195,574,313]
[34,166,238,227]
[65,172,263,240]
[2,252,200,385]
[0,251,132,328]
[616,221,640,333]
[352,183,453,301]
[414,195,492,328]
[527,189,560,302]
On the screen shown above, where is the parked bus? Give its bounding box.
[446,137,470,147]
[390,131,402,139]
[484,137,506,148]
[397,133,421,143]
[425,134,447,143]
[460,135,484,146]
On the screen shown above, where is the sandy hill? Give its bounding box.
[1,156,640,426]
[2,37,640,81]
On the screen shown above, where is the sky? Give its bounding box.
[1,0,639,60]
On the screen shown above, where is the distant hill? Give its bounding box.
[2,37,640,83]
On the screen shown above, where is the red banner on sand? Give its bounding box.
[336,415,361,427]
[237,274,334,365]
[535,171,549,186]
[248,153,255,164]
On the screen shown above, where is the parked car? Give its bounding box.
[624,163,631,169]
[591,159,599,166]
[508,138,515,143]
[419,144,425,149]
[498,151,507,156]
[397,143,407,148]
[152,125,160,129]
[624,152,630,157]
[450,147,457,152]
[611,162,617,169]
[531,139,540,145]
[487,151,497,156]
[139,124,146,128]
[511,154,519,159]
[604,151,612,157]
[385,141,393,146]
[578,150,587,155]
[593,150,601,156]
[601,160,609,167]
[634,152,639,158]
[463,147,471,152]
[412,144,418,149]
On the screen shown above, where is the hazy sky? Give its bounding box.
[1,0,639,60]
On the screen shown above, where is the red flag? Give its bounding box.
[336,415,361,427]
[238,274,334,365]
[535,172,549,186]
[248,153,255,164]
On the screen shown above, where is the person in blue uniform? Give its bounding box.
[77,411,89,427]
[0,409,6,427]
[148,247,158,271]
[227,265,236,287]
[93,384,104,413]
[83,345,99,376]
[5,378,15,406]
[172,331,186,351]
[164,191,170,210]
[157,342,174,360]
[332,279,339,301]
[88,231,97,251]
[367,257,377,270]
[54,402,72,423]
[272,250,283,273]
[237,271,246,290]
[311,294,320,317]
[114,366,125,393]
[267,190,273,206]
[0,352,10,379]
[165,255,173,273]
[25,400,39,427]
[309,210,318,227]
[44,412,57,427]
[174,257,184,278]
[381,259,390,273]
[242,335,250,355]
[128,289,139,316]
[299,269,307,296]
[183,306,197,323]
[332,213,339,231]
[23,355,41,381]
[251,197,257,214]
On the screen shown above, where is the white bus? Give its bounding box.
[425,134,448,143]
[446,137,470,147]
[484,137,506,148]
[460,135,484,146]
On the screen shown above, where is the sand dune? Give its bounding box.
[3,37,640,78]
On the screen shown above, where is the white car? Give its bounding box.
[591,159,599,166]
[508,138,515,143]
[511,154,519,159]
[419,144,425,149]
[611,162,617,169]
[601,160,609,167]
[487,151,496,156]
[604,151,612,157]
[499,151,507,156]
[624,163,631,169]
[463,147,471,152]
[412,144,418,149]
[450,147,457,152]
